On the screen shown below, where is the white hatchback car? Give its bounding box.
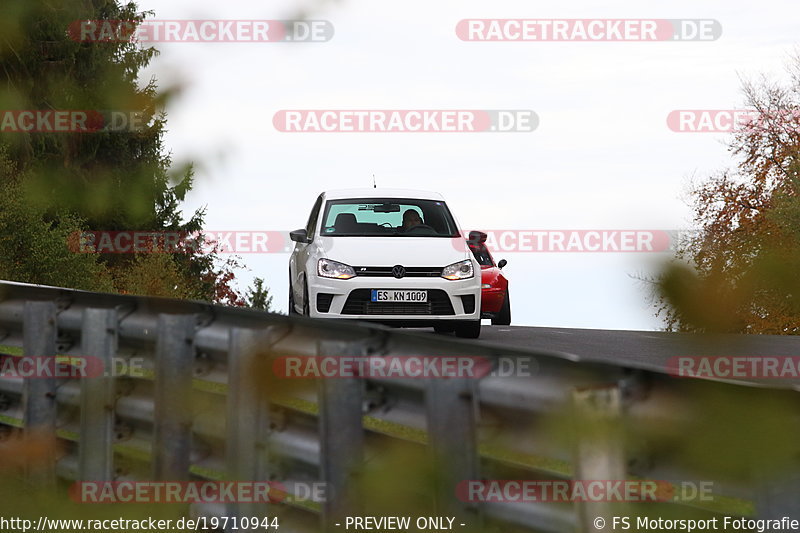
[289,188,482,338]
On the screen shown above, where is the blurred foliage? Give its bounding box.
[0,430,183,529]
[657,56,800,333]
[0,147,114,291]
[0,0,256,303]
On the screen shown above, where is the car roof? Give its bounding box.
[322,188,446,201]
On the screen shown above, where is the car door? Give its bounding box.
[290,194,323,310]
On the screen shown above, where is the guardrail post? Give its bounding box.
[22,301,58,484]
[318,340,365,532]
[426,375,481,523]
[79,308,118,481]
[153,314,196,480]
[572,385,626,533]
[226,327,275,525]
[755,471,800,522]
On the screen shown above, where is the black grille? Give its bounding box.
[342,289,455,316]
[366,302,432,315]
[460,295,476,314]
[354,266,443,278]
[316,293,334,313]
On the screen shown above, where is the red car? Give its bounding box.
[469,231,511,326]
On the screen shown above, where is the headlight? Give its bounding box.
[317,258,356,279]
[441,259,474,280]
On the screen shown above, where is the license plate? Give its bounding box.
[371,290,428,303]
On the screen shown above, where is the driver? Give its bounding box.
[400,209,423,231]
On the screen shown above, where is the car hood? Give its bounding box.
[318,236,470,267]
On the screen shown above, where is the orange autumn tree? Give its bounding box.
[657,58,800,334]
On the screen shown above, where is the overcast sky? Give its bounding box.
[134,0,799,330]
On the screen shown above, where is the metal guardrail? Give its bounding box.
[0,280,799,533]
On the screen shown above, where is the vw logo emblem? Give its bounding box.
[392,265,406,279]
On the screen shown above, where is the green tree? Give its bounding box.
[0,147,114,292]
[0,0,247,303]
[656,57,800,333]
[245,277,274,312]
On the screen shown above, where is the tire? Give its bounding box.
[455,320,481,339]
[288,271,299,315]
[433,323,455,334]
[491,291,511,326]
[302,280,310,316]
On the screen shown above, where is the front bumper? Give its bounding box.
[307,275,481,321]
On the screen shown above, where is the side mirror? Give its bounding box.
[290,229,309,243]
[468,230,487,243]
[497,259,507,269]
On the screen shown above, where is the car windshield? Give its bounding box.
[469,243,494,266]
[320,198,460,237]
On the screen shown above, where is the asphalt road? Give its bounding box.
[473,325,800,373]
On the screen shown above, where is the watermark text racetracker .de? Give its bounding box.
[69,19,333,42]
[272,355,535,379]
[457,479,714,503]
[0,354,144,379]
[667,109,800,133]
[668,356,800,380]
[70,230,697,254]
[0,110,146,133]
[456,19,721,42]
[70,480,323,503]
[273,110,538,133]
[69,230,287,254]
[667,109,758,133]
[460,230,675,253]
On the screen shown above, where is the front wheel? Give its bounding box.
[303,280,310,316]
[288,270,299,315]
[491,291,511,326]
[455,320,481,339]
